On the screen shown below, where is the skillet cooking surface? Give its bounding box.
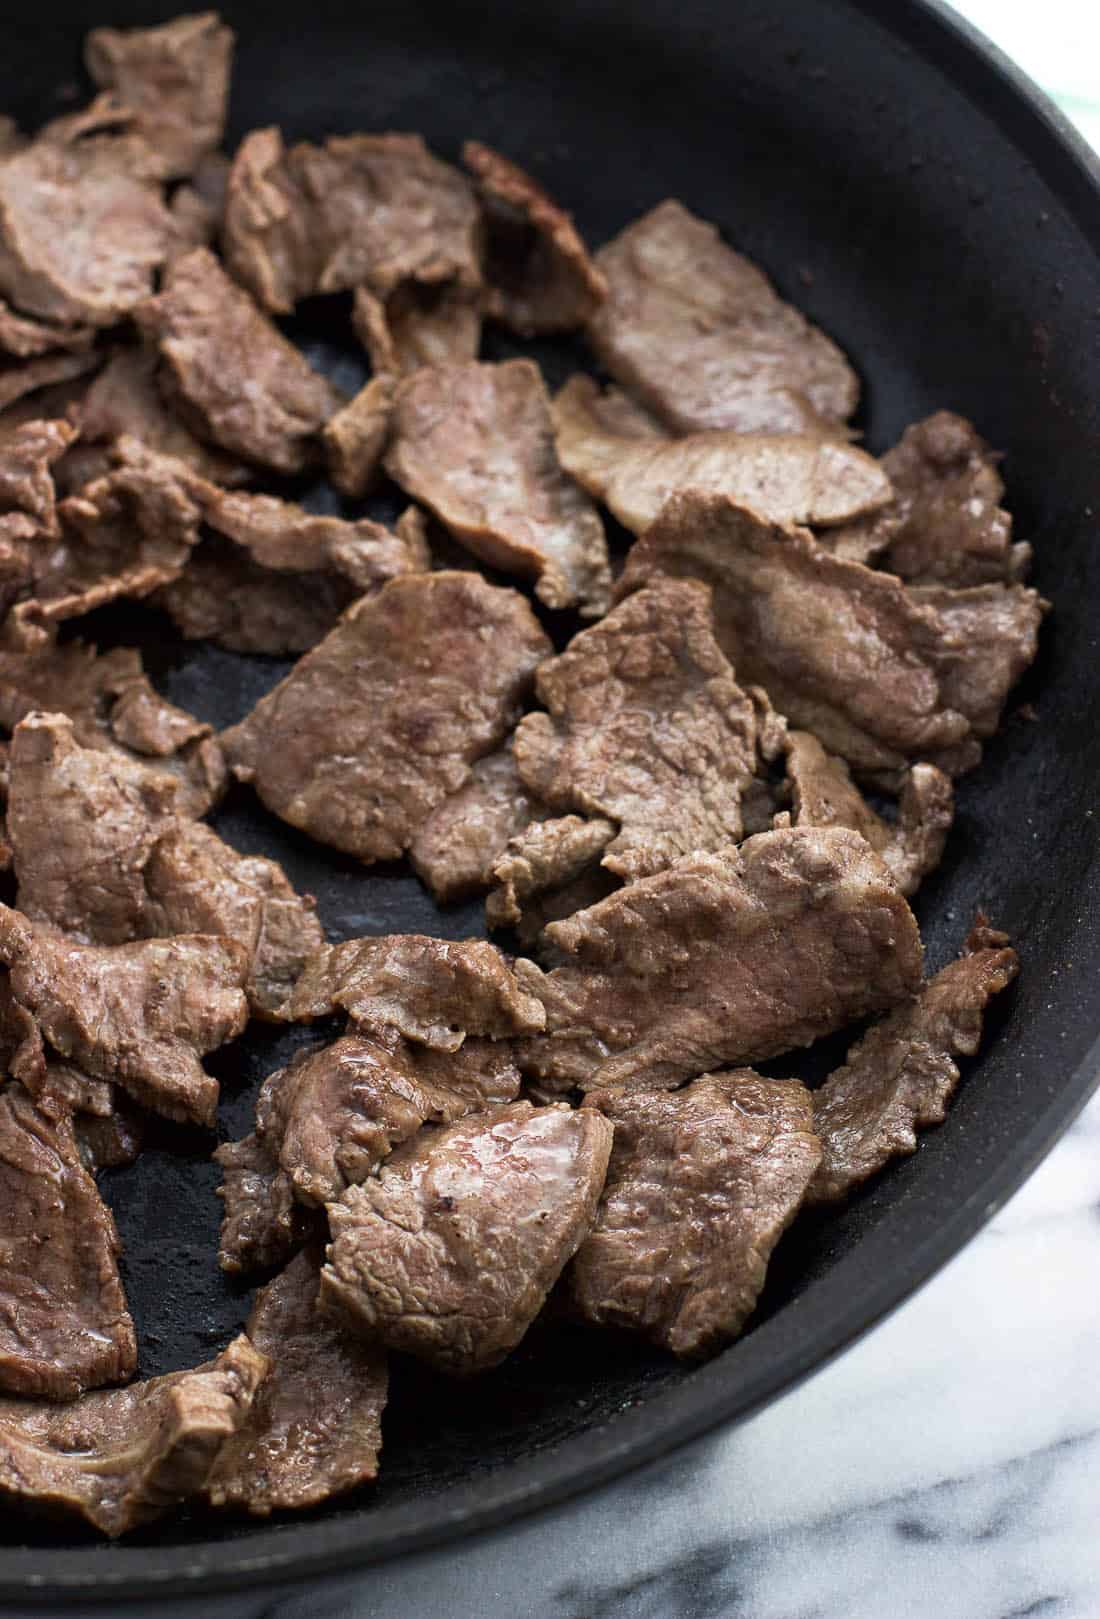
[4,0,1100,1600]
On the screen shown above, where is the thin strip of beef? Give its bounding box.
[322,1101,613,1376]
[0,349,100,416]
[587,200,859,435]
[135,248,342,474]
[409,747,539,904]
[224,127,482,313]
[155,540,358,656]
[221,571,550,864]
[462,141,607,336]
[0,299,93,359]
[75,1095,146,1173]
[553,374,891,536]
[0,420,75,612]
[323,375,394,498]
[0,904,249,1127]
[84,12,234,181]
[617,493,1044,777]
[206,1248,387,1516]
[777,730,953,897]
[168,152,231,258]
[810,936,1019,1203]
[215,1132,314,1276]
[385,360,611,617]
[0,1335,267,1538]
[570,1071,821,1357]
[515,826,924,1095]
[286,934,544,1049]
[353,280,481,378]
[0,1084,136,1399]
[513,578,770,880]
[487,816,617,936]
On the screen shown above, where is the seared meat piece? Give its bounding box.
[463,141,607,335]
[0,1083,135,1399]
[0,300,93,359]
[385,360,611,617]
[828,411,1029,582]
[0,904,249,1127]
[168,152,231,257]
[810,937,1019,1202]
[487,816,616,934]
[85,12,234,181]
[77,349,252,486]
[0,349,100,414]
[0,418,75,543]
[0,1335,267,1538]
[156,541,358,656]
[323,375,394,498]
[778,731,953,897]
[516,826,924,1095]
[135,248,342,474]
[75,1097,146,1172]
[353,280,481,378]
[206,1249,387,1516]
[0,118,174,327]
[9,712,322,1015]
[513,578,772,879]
[553,374,891,535]
[0,632,225,815]
[322,1100,613,1375]
[617,493,1044,778]
[587,200,858,435]
[221,571,550,863]
[571,1071,821,1356]
[224,127,481,314]
[410,747,539,904]
[215,1132,312,1276]
[287,934,544,1050]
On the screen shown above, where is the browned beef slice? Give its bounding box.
[0,1084,136,1399]
[323,374,394,498]
[409,747,538,904]
[0,299,93,359]
[215,1132,312,1276]
[553,373,891,536]
[224,127,482,314]
[617,493,1044,777]
[0,1334,267,1537]
[221,571,550,863]
[168,152,231,257]
[779,730,953,897]
[287,934,545,1049]
[0,633,225,815]
[206,1248,386,1515]
[322,1101,613,1375]
[463,140,607,336]
[85,12,234,181]
[385,360,611,617]
[135,248,342,474]
[587,200,858,435]
[0,120,174,327]
[75,1096,146,1172]
[487,816,617,934]
[829,411,1029,584]
[0,418,75,541]
[155,541,358,656]
[516,826,924,1095]
[513,578,765,880]
[810,940,1019,1203]
[571,1071,821,1356]
[0,904,249,1127]
[353,281,481,379]
[0,349,100,415]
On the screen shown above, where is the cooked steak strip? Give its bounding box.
[778,730,953,897]
[516,826,924,1095]
[168,152,231,258]
[322,1100,613,1375]
[587,199,858,434]
[0,299,93,359]
[353,280,481,378]
[571,1071,821,1356]
[513,577,773,879]
[225,127,481,312]
[0,417,75,544]
[222,571,550,863]
[0,904,249,1127]
[0,1334,267,1537]
[617,493,1044,777]
[0,1083,136,1399]
[84,12,234,181]
[215,1132,313,1276]
[0,350,100,414]
[206,1248,387,1516]
[155,541,359,656]
[286,934,544,1050]
[323,374,394,498]
[463,141,607,335]
[810,937,1019,1203]
[135,248,342,474]
[553,373,891,536]
[409,747,539,904]
[487,816,617,934]
[75,1096,146,1172]
[385,359,611,617]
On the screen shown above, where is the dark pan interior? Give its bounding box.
[4,0,1100,1602]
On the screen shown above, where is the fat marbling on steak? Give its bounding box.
[221,571,551,863]
[570,1070,822,1357]
[322,1100,613,1375]
[516,826,924,1095]
[0,1083,135,1399]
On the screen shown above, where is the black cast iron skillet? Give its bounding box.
[3,0,1100,1607]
